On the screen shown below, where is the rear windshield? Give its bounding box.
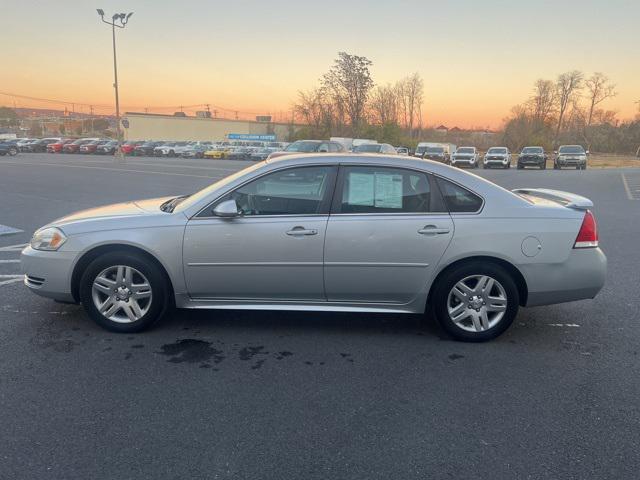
[457,147,475,154]
[285,141,320,152]
[487,148,507,154]
[354,144,382,153]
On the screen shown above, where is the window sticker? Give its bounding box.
[374,173,403,208]
[347,173,375,206]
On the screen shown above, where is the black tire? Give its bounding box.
[79,251,170,333]
[582,163,587,170]
[554,162,559,170]
[541,162,546,170]
[517,163,523,169]
[9,147,18,156]
[431,261,519,342]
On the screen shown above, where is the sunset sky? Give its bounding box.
[2,0,638,128]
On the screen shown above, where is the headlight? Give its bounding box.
[31,227,67,251]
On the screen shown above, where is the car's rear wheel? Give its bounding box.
[432,262,519,342]
[79,252,170,333]
[9,147,18,156]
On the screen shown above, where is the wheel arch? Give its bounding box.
[427,255,528,308]
[71,244,176,304]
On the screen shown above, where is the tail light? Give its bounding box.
[574,210,598,248]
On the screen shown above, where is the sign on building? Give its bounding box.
[228,133,276,141]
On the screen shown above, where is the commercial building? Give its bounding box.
[122,112,302,142]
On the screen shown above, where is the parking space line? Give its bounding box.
[0,224,23,237]
[0,277,23,286]
[621,173,640,200]
[0,160,221,179]
[0,243,27,252]
[0,259,20,263]
[58,158,239,174]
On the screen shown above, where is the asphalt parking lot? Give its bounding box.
[1,154,639,479]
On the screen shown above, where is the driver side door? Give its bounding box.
[183,165,338,301]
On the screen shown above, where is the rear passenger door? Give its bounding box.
[323,165,454,304]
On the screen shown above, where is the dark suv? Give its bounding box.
[517,146,547,169]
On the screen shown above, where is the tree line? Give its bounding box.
[503,71,640,154]
[293,52,424,147]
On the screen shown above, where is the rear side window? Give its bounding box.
[435,177,483,213]
[337,166,439,214]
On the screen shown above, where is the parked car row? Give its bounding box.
[10,136,591,170]
[414,143,589,170]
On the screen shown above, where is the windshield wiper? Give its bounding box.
[160,195,189,213]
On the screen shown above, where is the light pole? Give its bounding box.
[97,9,133,157]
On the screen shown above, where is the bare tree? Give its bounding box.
[322,52,374,135]
[554,70,584,141]
[369,84,398,125]
[585,72,617,126]
[403,73,424,135]
[527,79,556,123]
[394,74,424,135]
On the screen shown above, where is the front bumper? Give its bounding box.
[557,157,586,166]
[452,158,475,165]
[21,246,78,303]
[519,156,544,164]
[522,247,607,307]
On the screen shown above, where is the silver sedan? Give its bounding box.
[21,154,606,341]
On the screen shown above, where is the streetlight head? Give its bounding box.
[96,8,104,16]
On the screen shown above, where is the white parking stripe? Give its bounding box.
[0,243,27,252]
[0,161,221,179]
[0,278,23,286]
[0,259,20,263]
[0,224,23,237]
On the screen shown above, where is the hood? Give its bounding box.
[51,196,174,228]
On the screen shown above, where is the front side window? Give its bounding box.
[337,166,436,214]
[213,166,336,216]
[435,177,483,213]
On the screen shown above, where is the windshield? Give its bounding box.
[425,147,444,154]
[285,141,320,152]
[354,144,381,153]
[457,147,475,154]
[173,162,266,213]
[487,148,507,154]
[559,145,585,154]
[522,147,544,154]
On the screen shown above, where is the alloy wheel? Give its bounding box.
[446,275,508,332]
[91,265,152,323]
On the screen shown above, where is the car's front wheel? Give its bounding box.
[79,252,170,333]
[431,262,519,342]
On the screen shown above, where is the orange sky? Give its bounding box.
[1,0,638,128]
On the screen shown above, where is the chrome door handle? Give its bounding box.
[286,227,318,236]
[418,225,450,235]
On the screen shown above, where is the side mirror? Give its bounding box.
[213,199,241,218]
[553,150,557,154]
[585,150,590,155]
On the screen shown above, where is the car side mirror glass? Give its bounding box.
[553,150,557,154]
[585,150,590,155]
[213,199,241,218]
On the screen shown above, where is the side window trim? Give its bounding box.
[330,165,448,215]
[194,165,339,218]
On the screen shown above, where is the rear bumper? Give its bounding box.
[522,247,607,307]
[21,246,78,303]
